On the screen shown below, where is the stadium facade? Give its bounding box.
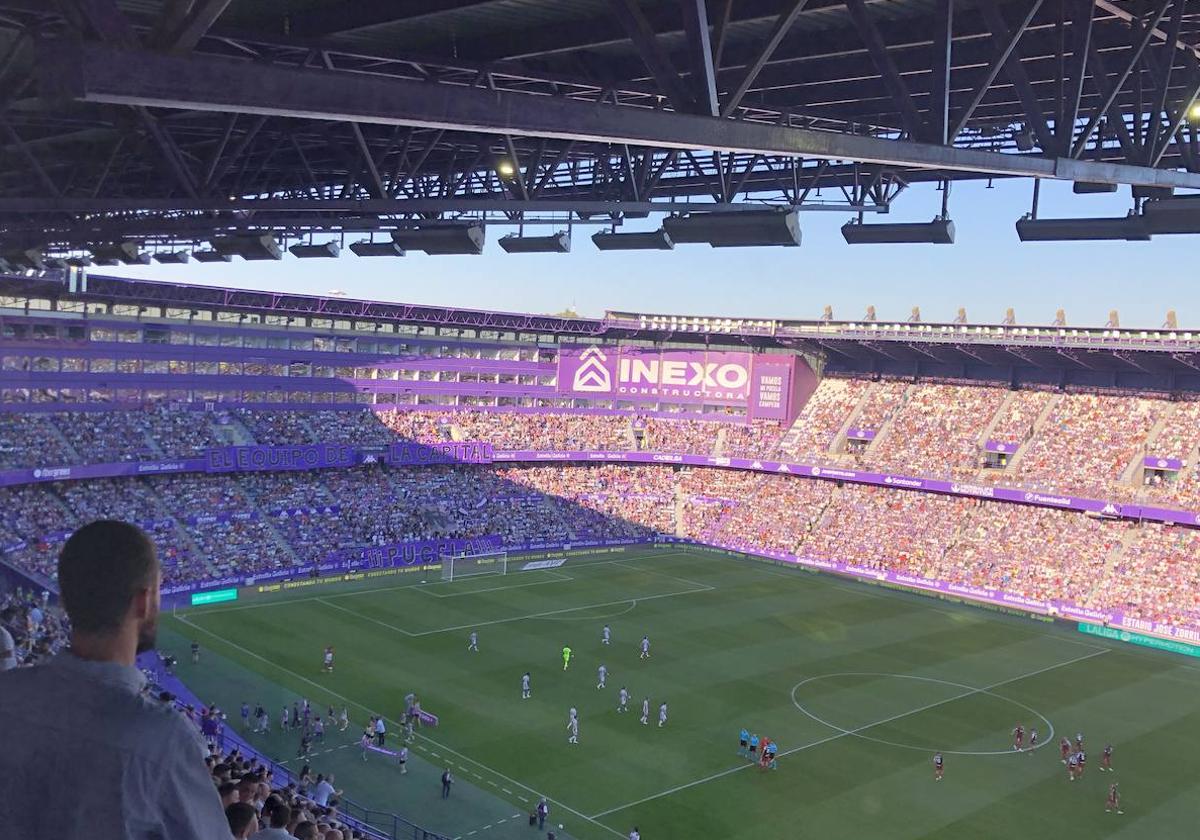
[2,269,1199,653]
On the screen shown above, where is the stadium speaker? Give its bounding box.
[42,256,70,270]
[498,231,571,254]
[1140,195,1200,234]
[349,240,406,257]
[192,249,232,263]
[1015,214,1150,241]
[66,255,94,267]
[662,209,801,247]
[591,229,674,251]
[212,234,283,261]
[153,250,191,264]
[1072,181,1119,194]
[93,242,150,265]
[391,222,485,255]
[288,242,341,259]
[1132,185,1174,201]
[841,218,955,245]
[2,247,46,270]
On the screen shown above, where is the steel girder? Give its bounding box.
[40,41,1200,189]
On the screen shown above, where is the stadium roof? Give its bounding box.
[2,1,1200,254]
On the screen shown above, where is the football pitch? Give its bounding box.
[163,548,1200,840]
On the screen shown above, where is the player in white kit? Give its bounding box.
[640,697,650,725]
[618,687,629,712]
[602,624,611,645]
[468,631,478,652]
[658,702,668,728]
[597,664,607,689]
[521,672,531,699]
[640,636,650,659]
[567,717,579,744]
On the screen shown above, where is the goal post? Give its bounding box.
[439,549,509,582]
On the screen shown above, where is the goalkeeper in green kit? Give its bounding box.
[562,645,572,671]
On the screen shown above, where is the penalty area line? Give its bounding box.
[411,584,714,637]
[589,647,1109,819]
[174,615,627,840]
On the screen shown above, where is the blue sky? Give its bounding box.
[109,177,1199,328]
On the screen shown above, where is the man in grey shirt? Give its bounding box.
[0,520,230,839]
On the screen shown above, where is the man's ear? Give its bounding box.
[130,585,153,621]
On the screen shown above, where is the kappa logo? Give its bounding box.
[572,347,612,393]
[777,463,791,473]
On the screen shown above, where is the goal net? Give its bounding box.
[439,549,508,582]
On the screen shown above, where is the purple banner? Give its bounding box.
[387,441,494,465]
[1144,456,1184,471]
[205,444,359,473]
[845,428,877,441]
[984,440,1018,454]
[557,345,797,420]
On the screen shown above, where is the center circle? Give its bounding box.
[790,672,1055,756]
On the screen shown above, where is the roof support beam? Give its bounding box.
[1059,0,1093,156]
[720,0,810,118]
[929,0,953,145]
[608,0,694,112]
[977,1,1053,153]
[844,0,926,139]
[39,41,1200,189]
[949,0,1044,141]
[1071,0,1171,158]
[679,0,719,117]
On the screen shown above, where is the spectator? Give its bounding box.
[227,802,259,840]
[0,520,230,839]
[312,774,341,808]
[0,617,14,671]
[251,803,292,840]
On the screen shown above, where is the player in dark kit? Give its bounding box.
[1028,728,1039,752]
[1100,744,1113,772]
[1012,724,1024,751]
[1106,783,1123,814]
[933,752,944,781]
[1076,749,1087,777]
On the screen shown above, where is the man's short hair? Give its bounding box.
[225,802,257,838]
[270,804,292,829]
[58,520,158,634]
[294,821,319,840]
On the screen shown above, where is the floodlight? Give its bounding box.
[1073,181,1118,194]
[841,218,955,245]
[663,209,801,247]
[93,242,149,264]
[1015,214,1149,241]
[392,223,484,255]
[1141,195,1200,234]
[212,234,282,260]
[498,231,571,254]
[591,229,674,250]
[349,240,406,257]
[192,249,232,263]
[288,242,341,259]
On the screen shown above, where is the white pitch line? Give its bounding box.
[589,647,1110,819]
[611,559,711,591]
[314,597,417,637]
[175,616,627,840]
[418,571,575,599]
[409,584,714,637]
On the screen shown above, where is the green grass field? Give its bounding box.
[162,548,1200,840]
